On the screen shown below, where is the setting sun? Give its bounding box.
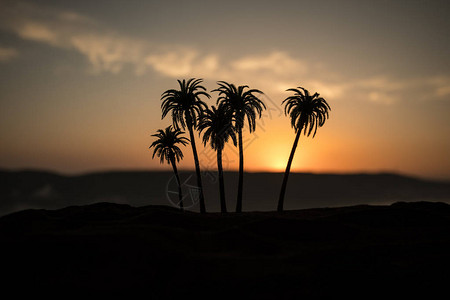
[269,157,287,172]
[263,143,293,172]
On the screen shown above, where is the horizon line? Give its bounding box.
[1,167,449,183]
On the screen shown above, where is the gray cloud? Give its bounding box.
[0,46,18,61]
[1,1,449,104]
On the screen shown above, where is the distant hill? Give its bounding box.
[0,201,449,297]
[0,170,449,216]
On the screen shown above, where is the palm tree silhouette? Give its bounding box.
[161,78,210,213]
[277,87,330,212]
[198,104,237,213]
[149,126,189,211]
[213,81,265,212]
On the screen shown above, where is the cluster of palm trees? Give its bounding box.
[150,78,330,213]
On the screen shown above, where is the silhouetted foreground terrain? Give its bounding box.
[1,201,449,298]
[1,170,449,215]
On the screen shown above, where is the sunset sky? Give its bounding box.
[0,0,449,180]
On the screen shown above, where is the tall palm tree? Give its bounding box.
[277,87,331,212]
[198,104,237,213]
[149,126,189,211]
[161,78,210,213]
[213,81,265,212]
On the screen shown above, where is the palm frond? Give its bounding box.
[282,86,331,137]
[160,78,210,130]
[198,104,237,151]
[213,81,266,132]
[149,126,189,164]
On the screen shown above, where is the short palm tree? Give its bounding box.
[149,126,189,211]
[277,87,331,212]
[198,104,237,213]
[161,78,210,213]
[213,81,266,213]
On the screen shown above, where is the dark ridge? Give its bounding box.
[0,201,449,298]
[1,170,449,217]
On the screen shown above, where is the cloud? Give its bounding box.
[16,22,59,44]
[1,1,449,104]
[0,1,309,86]
[0,1,225,76]
[428,76,450,98]
[69,34,147,74]
[351,76,450,104]
[0,46,18,62]
[232,51,307,75]
[0,1,151,73]
[145,50,220,78]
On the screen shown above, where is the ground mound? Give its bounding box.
[1,201,449,298]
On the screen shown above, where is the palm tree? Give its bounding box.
[213,81,265,212]
[161,78,210,213]
[277,87,331,212]
[149,126,189,211]
[198,104,237,213]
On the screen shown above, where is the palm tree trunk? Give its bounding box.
[236,128,244,212]
[187,124,206,213]
[217,148,227,213]
[278,127,302,212]
[170,157,183,211]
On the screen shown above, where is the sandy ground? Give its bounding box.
[1,201,449,298]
